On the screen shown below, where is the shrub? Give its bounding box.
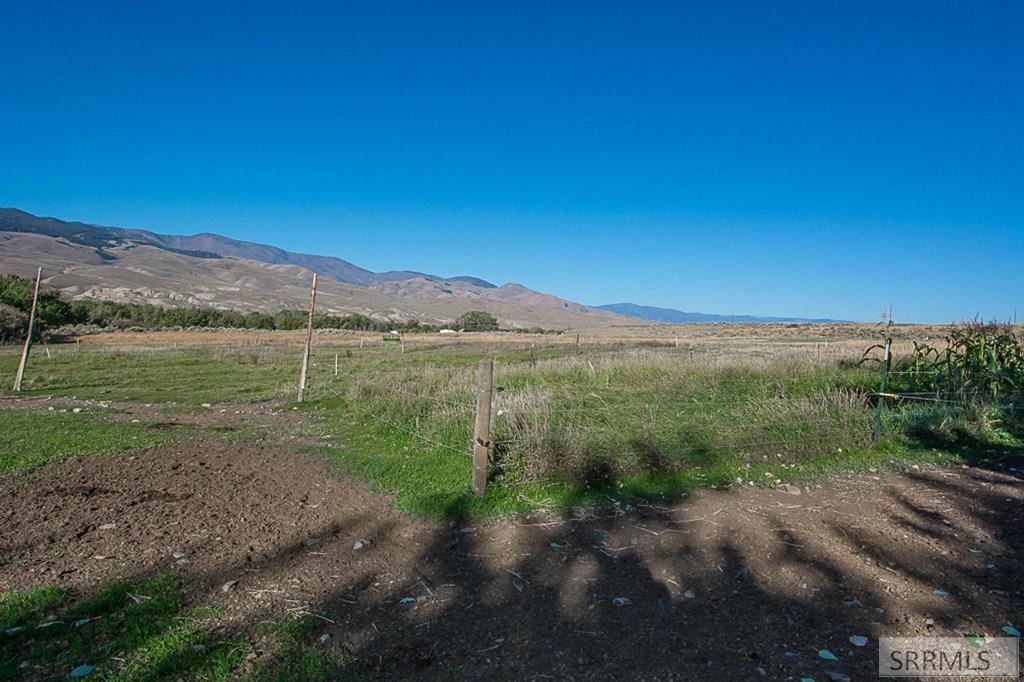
[0,303,26,343]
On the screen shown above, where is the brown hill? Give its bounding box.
[0,227,625,329]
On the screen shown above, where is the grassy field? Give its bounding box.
[3,330,1018,518]
[1,328,1021,681]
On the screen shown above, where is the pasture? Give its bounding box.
[1,325,1021,680]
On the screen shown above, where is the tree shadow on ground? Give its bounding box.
[3,448,1021,681]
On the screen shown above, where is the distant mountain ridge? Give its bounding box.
[0,208,495,289]
[0,208,844,327]
[0,207,625,329]
[598,302,841,324]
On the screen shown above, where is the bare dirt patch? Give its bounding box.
[1,441,1021,680]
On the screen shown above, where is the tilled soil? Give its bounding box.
[1,440,1021,680]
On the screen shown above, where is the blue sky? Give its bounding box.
[1,1,1021,322]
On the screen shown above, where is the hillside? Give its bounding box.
[0,209,625,329]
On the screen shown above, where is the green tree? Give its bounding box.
[0,274,33,311]
[456,310,499,331]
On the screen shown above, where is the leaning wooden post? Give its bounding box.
[472,359,494,496]
[872,338,892,445]
[13,267,42,392]
[296,272,318,402]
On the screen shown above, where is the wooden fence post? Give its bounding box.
[872,338,892,444]
[334,353,339,377]
[296,272,318,402]
[12,267,42,392]
[472,359,494,496]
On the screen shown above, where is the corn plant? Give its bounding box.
[891,322,1023,406]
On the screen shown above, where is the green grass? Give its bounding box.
[3,340,1019,520]
[0,579,349,681]
[0,348,301,404]
[300,348,1018,519]
[0,341,560,404]
[308,396,984,519]
[1,577,247,681]
[0,410,173,474]
[252,616,351,681]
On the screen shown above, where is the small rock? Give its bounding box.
[1002,626,1021,637]
[201,403,212,408]
[683,589,696,599]
[818,649,838,661]
[843,599,862,607]
[824,672,851,682]
[72,408,82,414]
[305,537,321,547]
[172,550,186,560]
[612,597,633,606]
[191,644,207,652]
[70,664,95,678]
[352,539,372,550]
[222,580,239,593]
[849,635,868,647]
[98,523,116,531]
[399,597,416,604]
[319,633,331,644]
[932,589,949,597]
[779,483,802,495]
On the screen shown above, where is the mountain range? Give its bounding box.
[596,303,840,324]
[0,208,842,328]
[0,208,623,329]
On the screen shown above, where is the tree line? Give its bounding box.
[0,273,504,342]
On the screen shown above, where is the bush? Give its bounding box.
[0,303,27,343]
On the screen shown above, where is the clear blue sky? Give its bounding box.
[2,1,1021,322]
